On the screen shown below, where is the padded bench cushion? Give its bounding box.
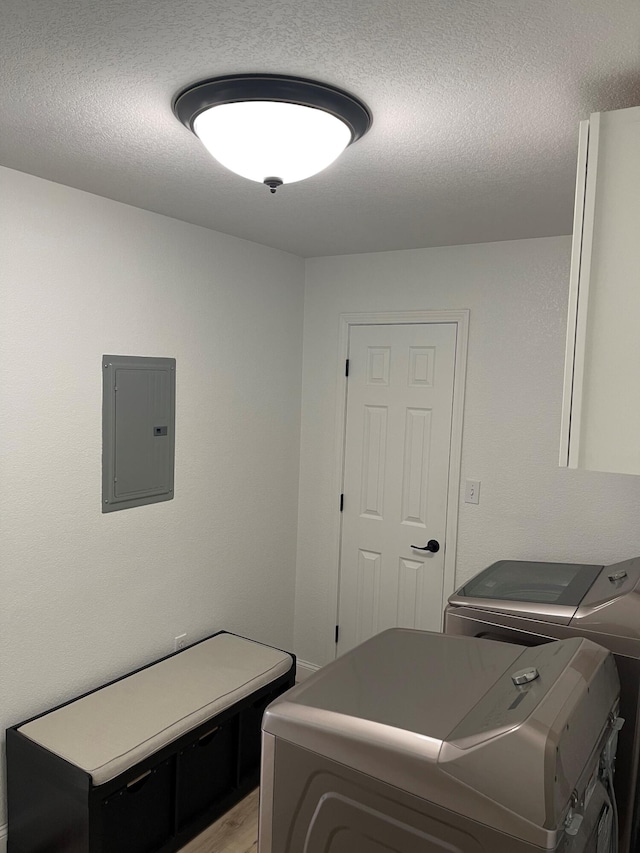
[18,633,293,785]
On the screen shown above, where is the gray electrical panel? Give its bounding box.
[102,355,176,513]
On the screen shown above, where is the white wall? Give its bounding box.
[295,237,640,666]
[0,166,304,828]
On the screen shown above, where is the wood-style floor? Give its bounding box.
[179,789,259,853]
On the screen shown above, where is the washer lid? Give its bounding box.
[571,556,640,649]
[278,629,523,739]
[448,560,602,624]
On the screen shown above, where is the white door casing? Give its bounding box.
[332,311,469,658]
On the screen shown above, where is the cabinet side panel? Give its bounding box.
[560,120,590,468]
[7,729,90,853]
[579,107,640,473]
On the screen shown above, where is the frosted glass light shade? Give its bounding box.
[193,101,352,185]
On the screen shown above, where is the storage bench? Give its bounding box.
[7,631,295,853]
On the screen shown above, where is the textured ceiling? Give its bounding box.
[1,0,639,257]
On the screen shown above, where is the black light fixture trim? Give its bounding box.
[173,73,372,143]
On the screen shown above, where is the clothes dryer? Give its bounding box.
[260,629,620,853]
[445,556,640,852]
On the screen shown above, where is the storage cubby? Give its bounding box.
[99,759,174,853]
[176,714,237,831]
[239,683,285,781]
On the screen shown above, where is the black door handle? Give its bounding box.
[411,539,440,553]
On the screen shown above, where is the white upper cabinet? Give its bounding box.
[560,106,640,474]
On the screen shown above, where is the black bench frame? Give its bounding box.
[7,630,296,853]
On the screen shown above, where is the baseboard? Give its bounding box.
[295,659,321,682]
[0,822,7,853]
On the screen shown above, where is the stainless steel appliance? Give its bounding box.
[259,628,620,853]
[445,555,640,853]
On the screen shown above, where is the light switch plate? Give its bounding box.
[465,479,481,504]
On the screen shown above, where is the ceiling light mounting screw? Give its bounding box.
[264,177,283,194]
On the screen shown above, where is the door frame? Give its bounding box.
[327,310,470,660]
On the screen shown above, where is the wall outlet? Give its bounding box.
[174,633,187,652]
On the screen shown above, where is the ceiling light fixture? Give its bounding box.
[173,74,372,193]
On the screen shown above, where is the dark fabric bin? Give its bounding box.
[239,686,282,780]
[176,716,237,829]
[99,759,173,853]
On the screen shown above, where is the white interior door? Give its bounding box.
[337,322,457,655]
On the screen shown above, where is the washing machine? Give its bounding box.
[445,555,640,853]
[259,628,620,853]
